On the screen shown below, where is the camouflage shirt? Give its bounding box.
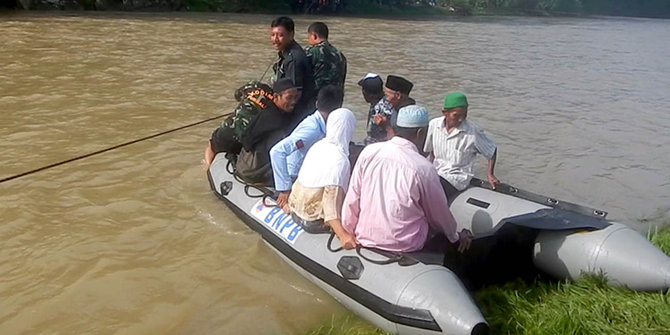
[305,40,347,91]
[223,81,275,140]
[364,97,417,144]
[365,98,395,144]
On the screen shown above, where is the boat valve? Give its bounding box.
[220,181,233,196]
[593,210,607,218]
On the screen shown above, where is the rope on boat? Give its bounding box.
[0,113,231,184]
[226,154,277,206]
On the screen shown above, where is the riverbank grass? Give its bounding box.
[306,227,670,335]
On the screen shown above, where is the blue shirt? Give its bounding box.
[270,111,326,191]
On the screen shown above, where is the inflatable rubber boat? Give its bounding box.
[207,153,670,335]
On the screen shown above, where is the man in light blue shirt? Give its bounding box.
[271,85,344,208]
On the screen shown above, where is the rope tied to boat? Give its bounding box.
[0,112,231,184]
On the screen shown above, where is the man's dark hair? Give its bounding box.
[307,22,329,40]
[271,16,295,33]
[393,126,420,141]
[316,85,344,114]
[393,125,425,143]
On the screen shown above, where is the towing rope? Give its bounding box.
[0,113,230,184]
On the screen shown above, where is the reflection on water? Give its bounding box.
[1,11,669,334]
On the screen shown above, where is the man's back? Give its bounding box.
[342,137,457,252]
[306,41,347,91]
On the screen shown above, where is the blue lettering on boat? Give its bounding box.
[287,225,303,241]
[251,200,303,245]
[273,213,288,229]
[279,217,295,234]
[264,207,280,223]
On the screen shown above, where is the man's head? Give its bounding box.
[307,22,328,46]
[270,16,295,51]
[393,105,429,149]
[384,75,413,108]
[272,78,299,113]
[358,73,384,104]
[316,85,344,120]
[442,92,469,129]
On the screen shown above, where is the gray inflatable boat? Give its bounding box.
[208,154,489,335]
[207,154,670,335]
[452,178,670,292]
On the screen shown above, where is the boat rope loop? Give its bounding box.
[0,113,231,185]
[327,233,343,253]
[355,246,405,265]
[225,154,276,207]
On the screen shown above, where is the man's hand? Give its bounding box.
[457,229,473,253]
[373,114,387,125]
[487,173,500,190]
[338,232,358,250]
[276,191,290,211]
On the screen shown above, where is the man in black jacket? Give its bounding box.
[270,16,316,126]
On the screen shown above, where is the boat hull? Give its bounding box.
[449,185,670,291]
[208,154,488,335]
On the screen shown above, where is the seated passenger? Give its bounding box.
[270,85,344,209]
[286,108,357,249]
[423,92,500,199]
[205,80,275,164]
[342,105,472,253]
[205,79,298,182]
[364,75,416,144]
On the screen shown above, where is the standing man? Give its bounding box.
[364,75,415,144]
[424,92,500,199]
[270,16,316,124]
[358,73,384,134]
[305,21,347,91]
[270,85,344,208]
[342,105,472,253]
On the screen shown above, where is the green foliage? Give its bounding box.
[651,226,670,255]
[78,0,96,10]
[476,276,670,334]
[181,0,288,12]
[433,0,670,17]
[341,0,445,15]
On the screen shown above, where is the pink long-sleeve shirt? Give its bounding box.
[342,137,460,253]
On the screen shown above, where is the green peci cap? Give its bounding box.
[443,92,468,109]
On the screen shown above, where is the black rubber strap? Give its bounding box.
[355,246,404,265]
[327,233,343,252]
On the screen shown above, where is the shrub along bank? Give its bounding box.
[5,0,670,18]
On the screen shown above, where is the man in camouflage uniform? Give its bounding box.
[226,80,275,143]
[205,81,274,160]
[305,21,347,92]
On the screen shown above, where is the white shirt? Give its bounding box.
[423,117,497,191]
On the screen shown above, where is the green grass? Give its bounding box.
[306,227,670,335]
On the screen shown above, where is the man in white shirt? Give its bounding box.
[423,92,500,199]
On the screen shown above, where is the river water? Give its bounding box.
[1,11,669,334]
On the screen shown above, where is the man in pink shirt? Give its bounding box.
[342,105,472,253]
